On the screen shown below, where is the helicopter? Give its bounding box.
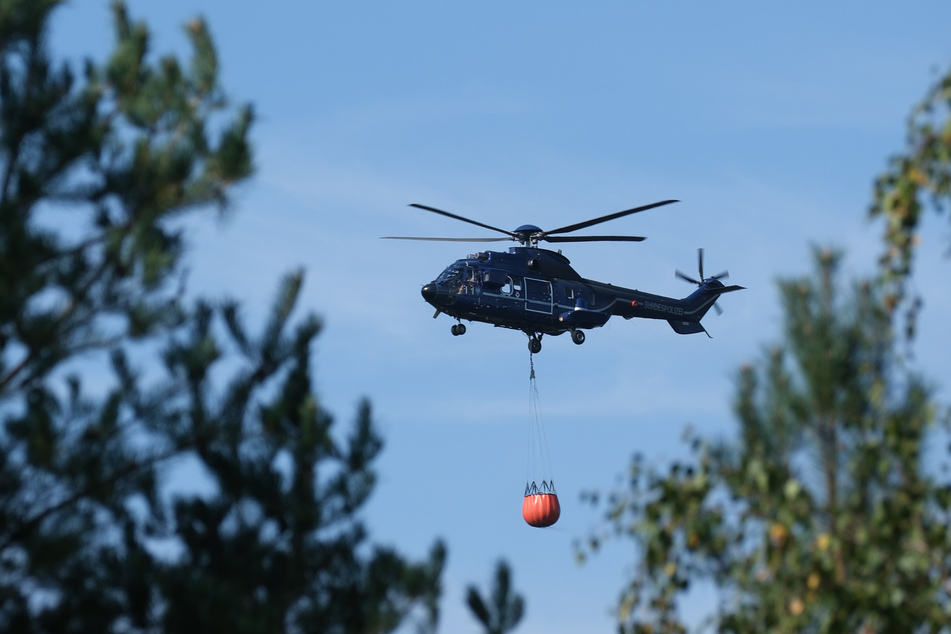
[384,199,744,353]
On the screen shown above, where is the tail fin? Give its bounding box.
[668,282,745,337]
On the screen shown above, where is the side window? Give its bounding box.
[501,277,513,295]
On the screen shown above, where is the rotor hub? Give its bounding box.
[513,224,544,246]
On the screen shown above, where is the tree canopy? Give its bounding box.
[870,63,951,337]
[582,248,950,633]
[1,2,446,632]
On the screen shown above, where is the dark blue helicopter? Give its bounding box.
[385,200,744,353]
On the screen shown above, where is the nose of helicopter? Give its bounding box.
[421,282,437,303]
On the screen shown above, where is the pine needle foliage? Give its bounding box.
[466,560,525,634]
[580,249,951,633]
[870,62,951,338]
[0,2,445,633]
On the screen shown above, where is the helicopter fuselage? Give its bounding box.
[421,246,731,346]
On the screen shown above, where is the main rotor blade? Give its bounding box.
[542,199,679,237]
[543,234,646,243]
[382,236,511,242]
[409,203,516,239]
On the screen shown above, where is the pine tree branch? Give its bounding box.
[0,441,185,554]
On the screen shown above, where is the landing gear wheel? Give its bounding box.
[571,330,585,345]
[451,323,466,336]
[528,337,542,354]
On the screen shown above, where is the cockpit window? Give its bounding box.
[436,266,463,285]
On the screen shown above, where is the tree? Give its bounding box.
[0,2,445,632]
[466,560,525,634]
[580,248,951,633]
[870,63,951,337]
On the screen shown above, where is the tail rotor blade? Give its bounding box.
[676,270,701,286]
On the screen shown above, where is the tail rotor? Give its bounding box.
[675,248,734,315]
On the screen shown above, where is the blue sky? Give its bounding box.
[52,2,951,632]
